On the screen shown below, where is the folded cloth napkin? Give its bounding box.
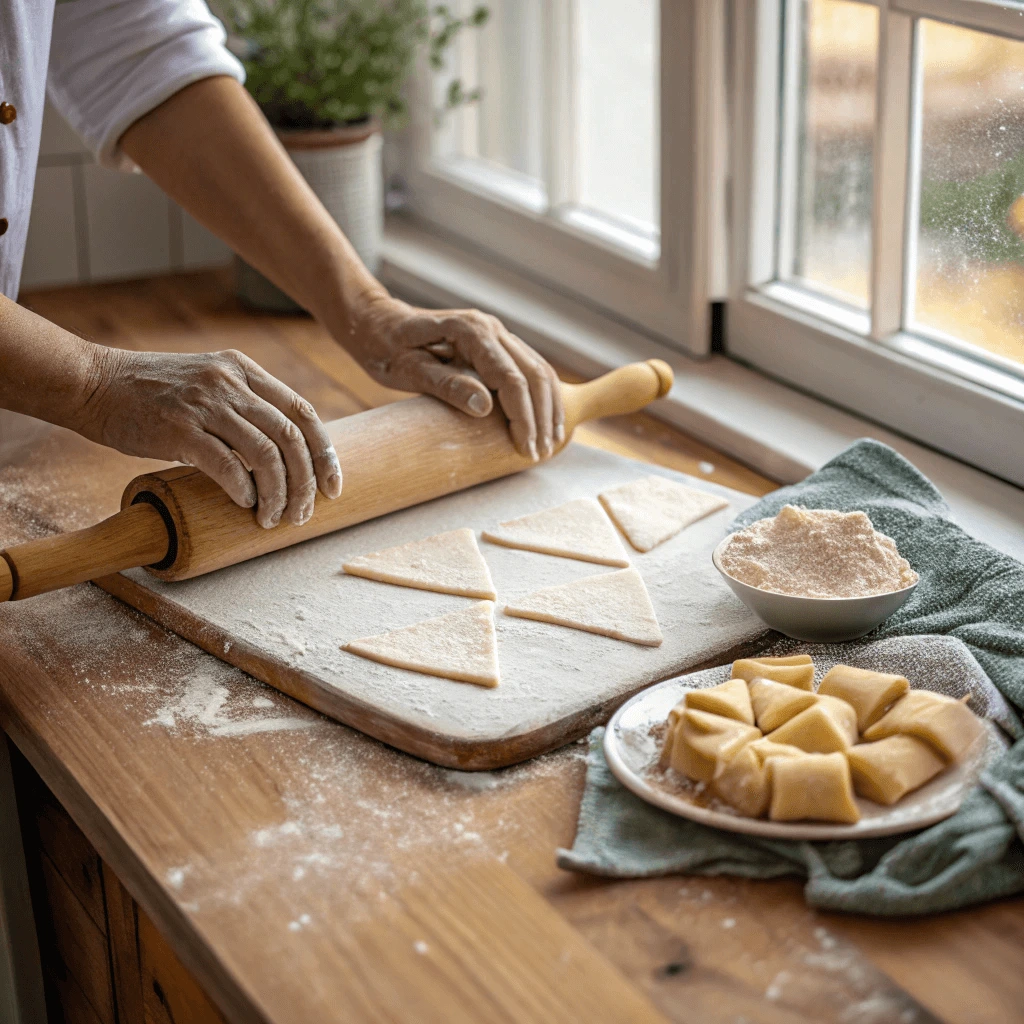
[557,439,1024,915]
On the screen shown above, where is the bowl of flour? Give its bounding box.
[713,505,919,642]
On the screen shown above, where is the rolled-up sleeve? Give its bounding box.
[47,0,245,170]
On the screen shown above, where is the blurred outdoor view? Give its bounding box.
[915,20,1024,366]
[446,0,659,247]
[786,0,877,309]
[791,0,1024,368]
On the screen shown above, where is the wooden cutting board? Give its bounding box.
[99,444,768,769]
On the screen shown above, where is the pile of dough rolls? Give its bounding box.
[659,656,984,824]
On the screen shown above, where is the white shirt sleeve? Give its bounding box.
[47,0,245,171]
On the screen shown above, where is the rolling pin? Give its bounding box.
[0,359,673,602]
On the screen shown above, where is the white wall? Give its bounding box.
[20,102,234,292]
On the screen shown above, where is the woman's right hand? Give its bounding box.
[77,347,342,528]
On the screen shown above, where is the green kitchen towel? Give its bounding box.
[557,439,1024,915]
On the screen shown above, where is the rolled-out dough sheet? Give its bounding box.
[116,444,764,764]
[342,528,496,599]
[481,497,629,566]
[599,475,730,553]
[504,568,663,647]
[343,601,499,688]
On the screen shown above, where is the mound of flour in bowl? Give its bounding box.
[720,505,918,598]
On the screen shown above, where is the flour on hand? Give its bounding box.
[342,528,496,599]
[343,601,500,687]
[481,498,629,567]
[598,475,730,553]
[504,567,663,647]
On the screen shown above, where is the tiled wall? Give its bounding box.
[20,102,233,292]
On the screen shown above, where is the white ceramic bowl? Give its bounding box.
[712,535,918,643]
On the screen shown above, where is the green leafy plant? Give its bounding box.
[217,0,489,131]
[919,150,1024,265]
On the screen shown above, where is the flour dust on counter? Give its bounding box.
[0,581,595,927]
[342,527,497,599]
[0,585,322,741]
[481,496,631,567]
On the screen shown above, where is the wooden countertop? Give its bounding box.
[2,271,1022,1024]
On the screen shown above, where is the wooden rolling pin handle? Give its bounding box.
[0,501,170,602]
[563,359,673,428]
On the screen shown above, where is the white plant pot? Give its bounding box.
[236,122,384,312]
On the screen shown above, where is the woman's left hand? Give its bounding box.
[347,295,564,461]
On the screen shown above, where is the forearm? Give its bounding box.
[0,295,109,430]
[119,74,560,458]
[119,75,385,338]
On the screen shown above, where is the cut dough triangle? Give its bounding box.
[598,475,730,553]
[343,528,496,599]
[504,568,663,646]
[482,498,630,567]
[343,601,499,687]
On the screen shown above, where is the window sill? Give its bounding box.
[380,215,1024,563]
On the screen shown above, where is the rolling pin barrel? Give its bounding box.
[0,359,672,600]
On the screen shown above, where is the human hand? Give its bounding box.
[348,296,564,460]
[79,348,342,528]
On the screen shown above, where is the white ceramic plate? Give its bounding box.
[604,673,1008,841]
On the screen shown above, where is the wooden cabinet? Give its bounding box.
[9,743,225,1024]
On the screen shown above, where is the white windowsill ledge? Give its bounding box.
[380,217,1024,563]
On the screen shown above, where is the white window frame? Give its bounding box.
[729,0,1024,488]
[399,0,728,358]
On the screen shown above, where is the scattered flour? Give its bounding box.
[166,867,188,889]
[720,505,918,598]
[414,940,429,954]
[765,970,790,1001]
[143,665,317,738]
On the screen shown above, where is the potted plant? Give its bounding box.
[216,0,488,310]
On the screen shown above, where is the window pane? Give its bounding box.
[436,0,545,189]
[911,20,1024,368]
[781,0,878,308]
[577,0,659,235]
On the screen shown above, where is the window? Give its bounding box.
[399,0,1024,488]
[776,0,878,311]
[403,0,724,355]
[730,0,1024,487]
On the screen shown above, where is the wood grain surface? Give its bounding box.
[0,270,1019,1024]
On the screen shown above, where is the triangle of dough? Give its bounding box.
[504,568,662,646]
[598,475,730,553]
[343,601,499,687]
[482,498,629,567]
[343,528,496,599]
